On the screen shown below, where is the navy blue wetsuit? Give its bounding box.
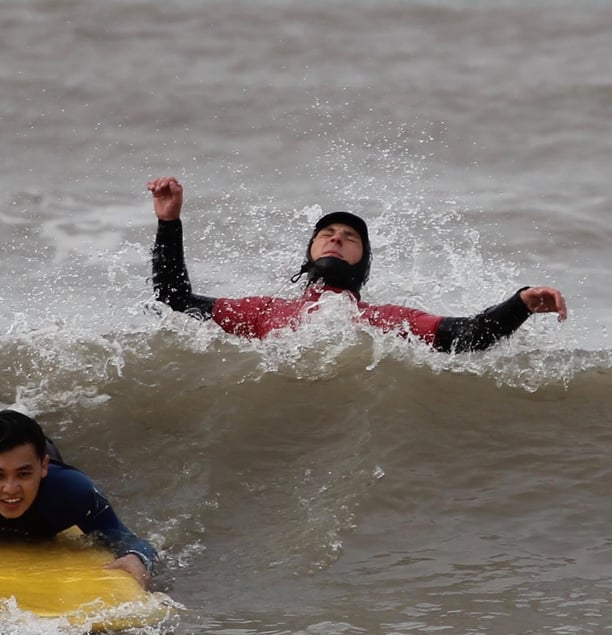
[0,462,158,572]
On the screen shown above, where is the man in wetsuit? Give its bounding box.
[0,409,158,589]
[147,176,567,352]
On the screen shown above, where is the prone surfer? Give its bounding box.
[147,175,567,352]
[0,409,158,589]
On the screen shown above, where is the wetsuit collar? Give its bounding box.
[303,284,361,302]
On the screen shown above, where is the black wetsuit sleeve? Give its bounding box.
[433,288,532,353]
[152,218,218,320]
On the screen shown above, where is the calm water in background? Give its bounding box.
[1,1,612,633]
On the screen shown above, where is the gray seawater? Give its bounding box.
[1,1,612,633]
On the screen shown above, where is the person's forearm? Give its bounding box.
[152,219,193,311]
[152,219,217,319]
[434,288,531,352]
[87,506,159,573]
[76,487,159,573]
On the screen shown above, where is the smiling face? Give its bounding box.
[0,443,48,519]
[309,223,364,266]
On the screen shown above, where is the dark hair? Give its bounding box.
[0,410,47,461]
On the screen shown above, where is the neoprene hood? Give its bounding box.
[292,211,372,297]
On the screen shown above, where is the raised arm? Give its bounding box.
[434,286,567,353]
[148,176,218,320]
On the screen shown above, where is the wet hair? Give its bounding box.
[291,211,372,297]
[0,410,47,461]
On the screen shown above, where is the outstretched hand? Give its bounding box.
[105,553,150,589]
[520,286,567,322]
[147,176,183,221]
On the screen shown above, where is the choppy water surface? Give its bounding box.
[1,1,611,633]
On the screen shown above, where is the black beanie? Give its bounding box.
[313,212,369,251]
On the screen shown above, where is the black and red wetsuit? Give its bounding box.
[152,219,532,353]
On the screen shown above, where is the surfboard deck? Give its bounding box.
[0,527,176,633]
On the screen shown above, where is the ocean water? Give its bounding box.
[1,1,612,633]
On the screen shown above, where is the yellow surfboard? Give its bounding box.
[0,527,178,633]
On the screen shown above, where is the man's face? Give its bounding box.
[309,223,363,266]
[0,444,48,519]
